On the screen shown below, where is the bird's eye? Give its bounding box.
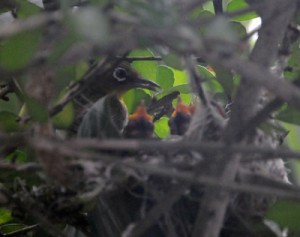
[113,67,128,82]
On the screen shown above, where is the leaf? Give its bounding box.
[0,224,27,234]
[229,21,247,38]
[266,201,300,232]
[196,65,216,81]
[283,123,300,185]
[24,97,48,123]
[190,9,214,20]
[129,49,158,90]
[154,117,169,138]
[275,105,300,126]
[0,209,12,225]
[0,111,20,132]
[0,93,21,114]
[172,69,188,85]
[212,65,234,99]
[52,102,74,129]
[55,65,77,92]
[156,65,174,90]
[5,149,27,163]
[123,89,151,114]
[161,52,183,69]
[162,84,191,95]
[285,39,300,80]
[202,1,215,13]
[227,0,258,21]
[0,30,41,71]
[15,0,41,18]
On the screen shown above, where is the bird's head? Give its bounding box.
[102,61,160,96]
[123,100,154,139]
[169,96,192,136]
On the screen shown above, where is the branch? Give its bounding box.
[36,138,300,161]
[0,11,62,39]
[192,1,297,236]
[1,224,39,237]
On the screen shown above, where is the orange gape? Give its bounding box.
[123,101,154,139]
[169,96,192,136]
[128,101,153,123]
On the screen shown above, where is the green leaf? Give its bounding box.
[154,117,169,138]
[129,49,158,89]
[0,209,12,225]
[266,201,300,232]
[123,89,151,114]
[202,1,215,13]
[196,65,224,94]
[156,65,174,90]
[227,0,258,21]
[162,84,191,95]
[229,21,247,38]
[0,111,20,132]
[213,66,234,99]
[285,39,300,81]
[0,30,41,71]
[15,0,41,18]
[52,102,74,129]
[0,224,27,234]
[283,123,300,185]
[196,65,216,80]
[0,93,21,114]
[275,105,300,126]
[161,52,183,69]
[172,69,188,85]
[190,9,214,20]
[5,149,27,163]
[24,97,48,123]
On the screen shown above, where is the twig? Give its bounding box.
[0,162,41,171]
[184,57,208,106]
[116,56,163,62]
[45,138,300,161]
[213,0,223,14]
[0,224,39,237]
[0,11,62,39]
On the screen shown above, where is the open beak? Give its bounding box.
[133,77,161,92]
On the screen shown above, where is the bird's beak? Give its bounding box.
[133,77,161,92]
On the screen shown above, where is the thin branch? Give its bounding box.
[184,57,208,106]
[48,138,300,161]
[116,56,163,62]
[0,11,62,39]
[1,224,39,237]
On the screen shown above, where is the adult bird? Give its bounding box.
[73,61,160,137]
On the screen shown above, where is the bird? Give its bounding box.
[123,100,154,139]
[168,95,193,136]
[73,61,160,137]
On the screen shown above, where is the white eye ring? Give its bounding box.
[113,67,127,82]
